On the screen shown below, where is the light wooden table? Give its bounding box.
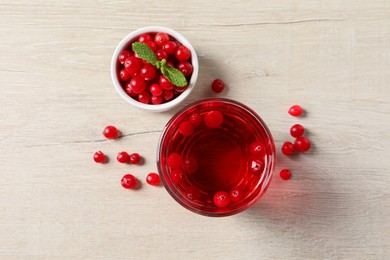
[1,1,390,259]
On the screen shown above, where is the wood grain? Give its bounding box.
[1,0,390,259]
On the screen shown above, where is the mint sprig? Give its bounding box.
[132,42,188,87]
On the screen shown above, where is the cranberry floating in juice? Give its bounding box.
[157,98,275,217]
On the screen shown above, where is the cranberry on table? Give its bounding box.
[129,75,146,94]
[280,169,292,180]
[214,191,230,208]
[93,151,106,163]
[175,45,191,61]
[118,50,131,65]
[167,153,182,169]
[154,32,169,46]
[177,61,193,77]
[121,174,137,189]
[138,33,152,43]
[162,41,177,54]
[211,79,225,93]
[146,173,160,186]
[151,95,163,104]
[294,136,311,153]
[204,110,224,128]
[281,141,295,156]
[117,151,129,163]
[119,68,131,82]
[290,124,305,138]
[150,83,163,96]
[129,153,141,164]
[103,125,118,139]
[124,56,142,76]
[140,63,157,81]
[179,121,194,136]
[288,105,303,117]
[170,168,185,184]
[138,91,151,104]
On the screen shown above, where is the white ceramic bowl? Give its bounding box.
[111,26,199,112]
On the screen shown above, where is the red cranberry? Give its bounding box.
[211,79,225,93]
[280,169,292,180]
[249,141,265,156]
[177,61,193,77]
[118,50,131,65]
[138,33,152,43]
[229,188,244,202]
[129,75,146,94]
[184,187,200,201]
[162,41,177,54]
[182,158,198,174]
[125,82,137,97]
[159,76,173,90]
[170,168,185,184]
[117,151,129,163]
[190,113,202,126]
[249,159,264,174]
[150,83,163,96]
[129,153,141,164]
[151,95,163,104]
[156,49,168,61]
[167,153,182,169]
[214,191,230,207]
[140,63,157,81]
[121,174,137,189]
[124,56,143,76]
[146,173,160,186]
[175,46,191,61]
[204,110,223,128]
[146,41,157,52]
[163,90,174,101]
[294,136,311,153]
[154,32,169,47]
[138,91,151,104]
[103,125,118,139]
[281,142,295,156]
[94,151,106,163]
[179,121,194,136]
[119,68,131,81]
[290,124,305,138]
[288,105,303,117]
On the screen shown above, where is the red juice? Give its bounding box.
[157,98,275,217]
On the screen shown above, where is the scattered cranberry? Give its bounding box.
[229,188,244,202]
[162,41,177,54]
[146,173,160,186]
[290,124,305,138]
[129,153,141,164]
[281,141,295,156]
[249,159,264,174]
[294,136,311,153]
[170,168,185,184]
[119,68,131,81]
[177,61,193,77]
[94,151,106,163]
[121,174,137,189]
[138,91,151,104]
[138,33,152,43]
[204,110,223,128]
[288,105,303,117]
[211,79,225,93]
[214,191,230,208]
[175,46,191,61]
[118,50,131,65]
[140,63,157,81]
[103,125,118,139]
[249,141,265,156]
[150,83,163,96]
[179,121,194,136]
[129,75,146,94]
[117,151,129,163]
[167,153,182,169]
[280,169,292,180]
[154,32,169,47]
[151,95,163,105]
[190,113,202,126]
[182,158,198,174]
[124,56,142,76]
[159,75,173,90]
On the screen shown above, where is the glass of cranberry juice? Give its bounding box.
[157,98,275,217]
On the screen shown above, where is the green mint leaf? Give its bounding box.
[161,65,188,87]
[132,42,158,66]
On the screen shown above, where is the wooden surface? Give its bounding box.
[1,1,390,259]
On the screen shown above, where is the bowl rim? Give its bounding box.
[111,26,199,112]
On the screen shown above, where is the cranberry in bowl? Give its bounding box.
[157,98,275,216]
[111,26,199,112]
